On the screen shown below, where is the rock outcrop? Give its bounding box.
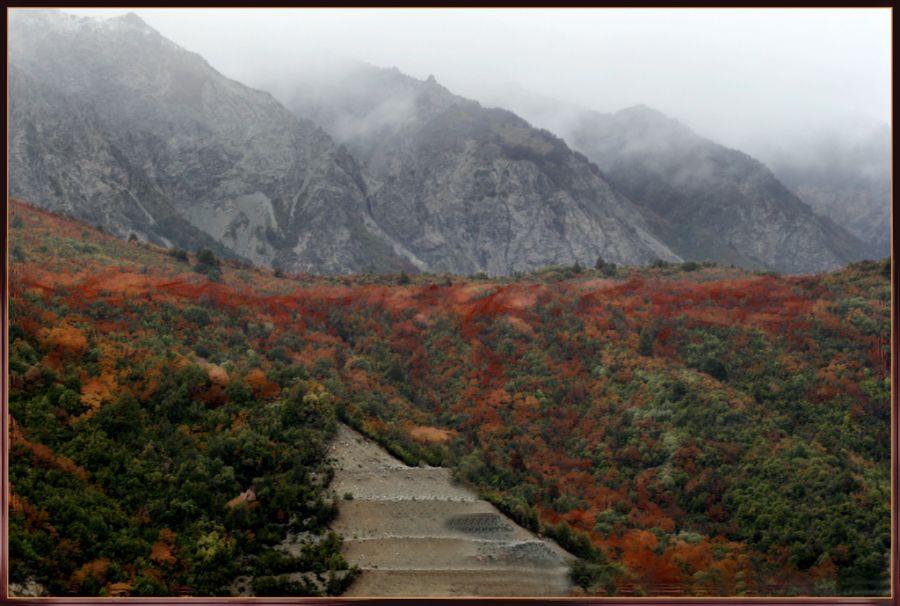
[284,64,681,274]
[9,10,411,273]
[476,85,876,274]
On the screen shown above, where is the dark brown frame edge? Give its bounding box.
[4,1,12,601]
[0,600,895,606]
[0,4,897,605]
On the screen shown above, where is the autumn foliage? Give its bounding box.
[7,200,891,597]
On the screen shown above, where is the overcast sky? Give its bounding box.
[62,8,890,148]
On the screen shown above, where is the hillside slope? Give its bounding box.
[8,199,890,596]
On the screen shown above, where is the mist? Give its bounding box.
[58,8,889,152]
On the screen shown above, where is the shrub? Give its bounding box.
[168,249,189,262]
[194,249,221,280]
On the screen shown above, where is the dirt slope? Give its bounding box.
[328,424,574,597]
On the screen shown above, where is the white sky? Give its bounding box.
[59,8,891,147]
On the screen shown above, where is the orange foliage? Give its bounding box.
[148,528,177,567]
[618,529,684,590]
[244,368,280,400]
[150,542,176,566]
[41,323,88,355]
[198,384,228,407]
[203,362,230,386]
[408,425,455,444]
[11,418,91,482]
[80,379,112,412]
[10,491,58,537]
[70,558,111,588]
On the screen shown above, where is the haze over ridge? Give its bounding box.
[9,8,890,270]
[58,7,890,151]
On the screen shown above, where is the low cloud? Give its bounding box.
[36,8,894,159]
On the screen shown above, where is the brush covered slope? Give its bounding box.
[8,200,891,596]
[8,201,360,597]
[324,259,890,596]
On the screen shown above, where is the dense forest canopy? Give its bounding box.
[7,200,891,596]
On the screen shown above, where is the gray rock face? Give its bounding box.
[9,10,410,273]
[283,65,679,274]
[559,105,872,273]
[9,12,677,275]
[756,124,890,258]
[14,11,866,277]
[478,87,876,274]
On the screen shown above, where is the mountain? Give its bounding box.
[9,13,679,277]
[476,86,875,274]
[280,63,681,274]
[8,10,411,274]
[568,106,876,273]
[9,10,876,277]
[749,122,890,257]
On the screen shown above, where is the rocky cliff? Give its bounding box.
[9,10,411,274]
[283,64,679,274]
[11,11,873,276]
[567,106,873,274]
[754,123,890,258]
[477,86,876,274]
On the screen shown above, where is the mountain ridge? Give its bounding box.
[8,10,880,276]
[283,63,683,274]
[9,9,414,274]
[472,85,876,273]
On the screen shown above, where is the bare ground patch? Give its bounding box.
[328,424,574,596]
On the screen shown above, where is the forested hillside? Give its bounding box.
[8,200,891,596]
[8,202,358,596]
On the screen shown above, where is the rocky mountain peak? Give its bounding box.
[9,10,876,277]
[8,9,414,274]
[106,11,153,31]
[613,104,694,139]
[616,104,665,118]
[281,62,680,274]
[569,106,871,272]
